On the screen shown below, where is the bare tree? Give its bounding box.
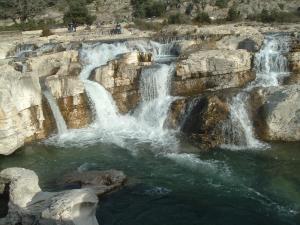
[0,0,46,23]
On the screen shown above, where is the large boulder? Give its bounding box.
[172,49,254,96]
[165,90,236,150]
[251,85,300,141]
[91,51,152,113]
[0,65,56,155]
[0,168,99,225]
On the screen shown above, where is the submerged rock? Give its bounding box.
[0,167,99,225]
[173,49,254,96]
[62,170,127,196]
[251,85,300,141]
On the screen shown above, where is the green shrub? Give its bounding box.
[215,0,228,8]
[227,7,240,21]
[193,12,211,24]
[248,9,300,23]
[41,26,53,37]
[260,9,276,23]
[63,0,96,25]
[131,0,166,18]
[168,13,190,24]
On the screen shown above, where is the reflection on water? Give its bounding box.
[0,142,299,225]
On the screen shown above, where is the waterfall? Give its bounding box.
[135,64,175,130]
[223,34,291,150]
[50,41,178,151]
[43,90,68,135]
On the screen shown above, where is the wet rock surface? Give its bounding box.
[92,51,153,113]
[166,89,239,150]
[62,170,127,196]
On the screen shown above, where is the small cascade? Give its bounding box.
[223,34,291,150]
[43,90,68,135]
[50,41,178,151]
[135,64,175,129]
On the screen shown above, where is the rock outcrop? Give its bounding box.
[251,85,300,141]
[173,49,254,96]
[0,65,56,155]
[216,33,264,52]
[165,90,237,150]
[0,167,99,225]
[0,50,92,155]
[45,75,92,129]
[92,51,152,113]
[286,36,300,85]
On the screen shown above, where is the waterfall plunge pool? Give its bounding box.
[0,141,299,225]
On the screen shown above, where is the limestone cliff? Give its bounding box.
[173,49,254,96]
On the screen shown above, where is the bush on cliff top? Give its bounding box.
[63,0,96,25]
[131,0,167,18]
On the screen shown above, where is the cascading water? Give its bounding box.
[49,41,178,152]
[222,33,291,150]
[135,64,175,129]
[43,90,68,135]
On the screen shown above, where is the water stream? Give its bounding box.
[43,90,68,135]
[222,34,291,150]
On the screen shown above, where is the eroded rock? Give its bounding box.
[92,51,153,113]
[173,49,254,96]
[0,167,99,225]
[62,170,127,196]
[45,75,92,129]
[0,65,55,155]
[251,85,300,141]
[165,90,237,150]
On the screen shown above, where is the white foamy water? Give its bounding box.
[223,34,291,150]
[46,41,178,152]
[43,90,68,135]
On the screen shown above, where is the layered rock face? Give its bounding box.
[251,85,300,141]
[45,75,91,129]
[0,50,92,155]
[92,51,152,113]
[173,49,254,96]
[0,65,56,155]
[286,36,300,84]
[0,168,99,225]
